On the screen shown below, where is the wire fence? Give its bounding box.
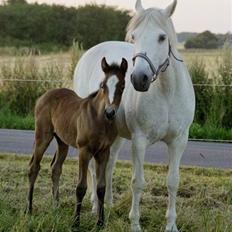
[0,78,232,143]
[1,78,232,87]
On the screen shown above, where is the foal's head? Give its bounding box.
[100,57,128,120]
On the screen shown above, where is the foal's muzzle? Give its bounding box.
[105,107,116,120]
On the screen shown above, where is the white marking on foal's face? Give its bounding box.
[106,75,119,104]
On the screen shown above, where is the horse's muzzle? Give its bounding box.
[130,73,150,92]
[105,107,116,120]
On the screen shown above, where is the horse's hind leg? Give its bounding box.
[27,126,53,213]
[165,131,188,232]
[51,135,68,205]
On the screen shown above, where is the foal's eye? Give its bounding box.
[159,34,166,43]
[131,33,135,42]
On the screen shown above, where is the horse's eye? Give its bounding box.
[100,82,104,89]
[159,34,166,42]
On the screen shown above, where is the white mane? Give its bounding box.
[126,8,178,46]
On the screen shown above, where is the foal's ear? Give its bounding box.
[101,57,109,73]
[163,0,177,17]
[120,58,128,75]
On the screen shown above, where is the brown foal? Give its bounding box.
[26,57,128,228]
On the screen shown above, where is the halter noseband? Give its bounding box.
[132,42,183,82]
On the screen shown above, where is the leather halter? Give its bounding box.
[132,42,183,82]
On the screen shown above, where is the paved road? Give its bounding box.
[0,129,232,169]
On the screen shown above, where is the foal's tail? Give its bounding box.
[50,152,57,167]
[29,141,36,165]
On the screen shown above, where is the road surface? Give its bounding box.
[0,129,231,169]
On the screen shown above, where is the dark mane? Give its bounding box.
[108,63,121,72]
[87,90,99,99]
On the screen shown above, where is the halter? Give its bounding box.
[132,42,183,82]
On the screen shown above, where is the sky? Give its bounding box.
[26,0,231,33]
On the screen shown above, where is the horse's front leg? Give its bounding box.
[95,148,110,227]
[73,147,92,228]
[129,134,147,232]
[165,131,189,232]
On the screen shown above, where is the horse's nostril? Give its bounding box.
[143,74,148,83]
[105,109,116,120]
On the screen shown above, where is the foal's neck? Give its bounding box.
[90,89,106,118]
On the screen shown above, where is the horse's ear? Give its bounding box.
[135,0,144,13]
[163,0,177,17]
[101,57,109,73]
[120,58,128,75]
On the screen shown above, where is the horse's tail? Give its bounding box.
[29,140,36,165]
[50,152,57,167]
[87,168,92,193]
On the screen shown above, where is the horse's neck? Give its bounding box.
[90,90,105,117]
[152,57,185,100]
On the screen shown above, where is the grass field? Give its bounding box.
[0,154,232,232]
[0,48,221,77]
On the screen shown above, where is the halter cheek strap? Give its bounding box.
[132,42,183,82]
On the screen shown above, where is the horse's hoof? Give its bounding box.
[165,223,179,232]
[71,218,80,231]
[24,205,32,215]
[131,224,141,232]
[97,220,104,229]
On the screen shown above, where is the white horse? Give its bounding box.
[73,0,195,231]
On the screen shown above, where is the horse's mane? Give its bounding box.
[87,90,99,99]
[125,8,178,46]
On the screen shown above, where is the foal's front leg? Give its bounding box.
[73,147,92,228]
[95,148,110,227]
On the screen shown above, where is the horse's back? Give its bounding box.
[74,41,134,98]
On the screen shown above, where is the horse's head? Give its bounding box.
[100,57,128,120]
[127,0,178,92]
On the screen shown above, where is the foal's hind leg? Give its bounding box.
[27,127,53,213]
[51,135,68,205]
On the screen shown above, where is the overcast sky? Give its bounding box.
[26,0,232,33]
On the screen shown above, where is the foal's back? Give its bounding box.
[35,88,83,147]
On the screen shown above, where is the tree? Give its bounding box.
[7,0,27,4]
[185,30,219,49]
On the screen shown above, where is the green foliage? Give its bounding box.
[189,45,232,130]
[74,4,130,49]
[0,3,130,51]
[185,31,220,49]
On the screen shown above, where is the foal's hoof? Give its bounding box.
[96,220,104,228]
[24,205,32,215]
[71,219,80,231]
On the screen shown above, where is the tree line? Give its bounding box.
[0,1,130,50]
[0,1,230,51]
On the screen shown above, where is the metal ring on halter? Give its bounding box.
[132,42,183,83]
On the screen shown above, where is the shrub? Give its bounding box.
[0,43,83,116]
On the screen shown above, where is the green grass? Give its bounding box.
[0,154,232,232]
[0,108,34,130]
[1,111,232,141]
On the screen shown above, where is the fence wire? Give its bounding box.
[1,78,232,87]
[0,78,231,143]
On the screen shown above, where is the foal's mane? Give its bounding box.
[125,8,178,46]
